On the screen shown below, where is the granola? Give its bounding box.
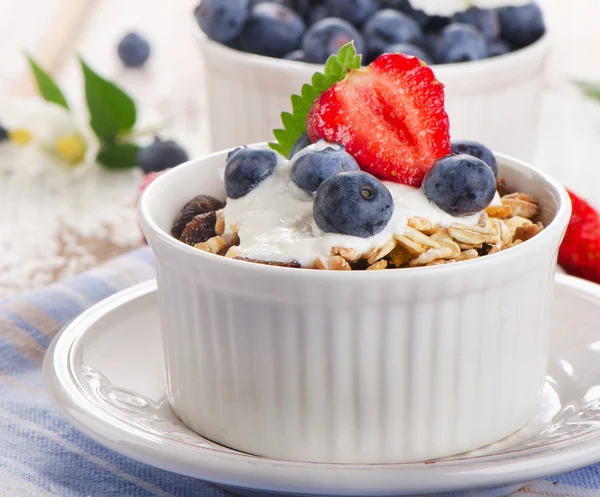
[171,180,544,271]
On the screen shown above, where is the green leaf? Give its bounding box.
[576,81,600,102]
[96,143,140,169]
[269,42,362,157]
[26,56,69,110]
[80,59,137,140]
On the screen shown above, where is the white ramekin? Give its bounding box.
[197,33,550,162]
[139,148,570,464]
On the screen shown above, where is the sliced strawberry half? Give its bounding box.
[306,53,451,187]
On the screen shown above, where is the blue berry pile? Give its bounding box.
[194,0,545,65]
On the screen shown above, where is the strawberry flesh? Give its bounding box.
[307,53,451,187]
[558,190,600,284]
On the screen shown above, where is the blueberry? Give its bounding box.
[288,131,312,158]
[291,141,360,193]
[454,7,500,42]
[424,31,441,53]
[451,139,498,178]
[325,0,379,27]
[434,23,488,64]
[422,155,496,217]
[386,42,433,64]
[0,124,7,142]
[117,33,151,68]
[249,0,311,18]
[194,0,249,43]
[239,3,306,57]
[377,0,410,9]
[303,18,365,63]
[308,4,329,25]
[314,171,394,237]
[488,40,511,57]
[498,2,545,49]
[225,147,278,199]
[137,137,189,174]
[363,10,423,61]
[283,49,306,61]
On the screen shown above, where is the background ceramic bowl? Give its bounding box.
[139,147,570,464]
[197,34,550,162]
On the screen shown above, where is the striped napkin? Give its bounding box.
[0,247,598,496]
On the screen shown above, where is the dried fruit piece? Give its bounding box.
[501,193,539,219]
[180,211,218,246]
[367,260,388,270]
[387,245,413,267]
[315,255,352,270]
[331,246,361,263]
[514,224,541,242]
[496,178,511,197]
[235,258,302,268]
[485,205,513,219]
[171,195,225,240]
[448,223,495,245]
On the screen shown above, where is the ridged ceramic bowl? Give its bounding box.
[138,148,570,464]
[196,33,550,163]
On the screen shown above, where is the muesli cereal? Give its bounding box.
[171,176,543,270]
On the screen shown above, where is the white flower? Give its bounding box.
[0,95,96,174]
[408,0,531,16]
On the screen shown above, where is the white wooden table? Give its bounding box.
[0,0,599,299]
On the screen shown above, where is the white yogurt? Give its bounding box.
[408,0,530,17]
[223,150,494,268]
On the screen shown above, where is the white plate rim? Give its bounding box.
[43,274,600,496]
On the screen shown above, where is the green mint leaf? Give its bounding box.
[26,55,69,110]
[96,142,140,169]
[80,59,137,140]
[576,81,600,102]
[269,42,362,157]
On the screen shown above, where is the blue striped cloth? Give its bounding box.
[0,247,599,496]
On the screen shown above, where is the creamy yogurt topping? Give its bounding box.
[223,148,498,268]
[408,0,530,16]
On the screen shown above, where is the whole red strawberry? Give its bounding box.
[306,53,451,187]
[558,190,600,283]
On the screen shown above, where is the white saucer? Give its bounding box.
[44,274,600,497]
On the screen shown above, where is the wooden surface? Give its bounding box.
[0,0,599,299]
